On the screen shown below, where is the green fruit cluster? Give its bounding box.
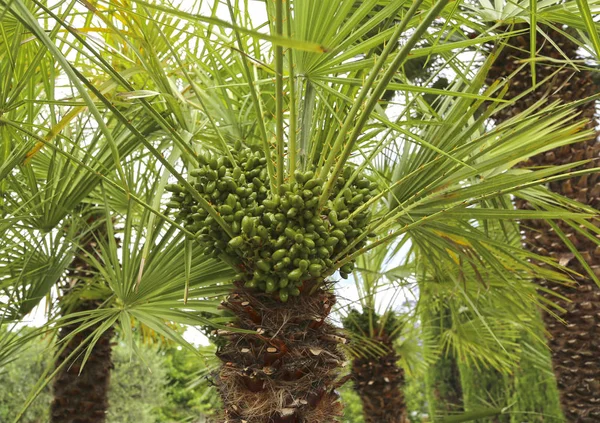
[166,142,375,301]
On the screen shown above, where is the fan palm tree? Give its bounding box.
[0,1,234,421]
[1,155,235,422]
[49,211,117,423]
[393,28,571,419]
[340,247,410,423]
[405,195,564,421]
[0,7,182,420]
[385,60,575,421]
[469,3,600,418]
[421,296,465,418]
[2,1,600,422]
[417,234,564,421]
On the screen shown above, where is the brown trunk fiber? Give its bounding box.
[50,302,115,423]
[351,339,407,423]
[486,24,600,421]
[213,282,346,423]
[51,217,114,423]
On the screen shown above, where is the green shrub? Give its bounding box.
[107,342,168,423]
[0,333,52,423]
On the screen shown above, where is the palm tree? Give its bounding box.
[2,1,600,422]
[397,30,570,418]
[344,310,406,423]
[0,2,232,421]
[417,220,564,422]
[409,2,600,419]
[49,211,116,423]
[1,153,234,422]
[340,248,410,423]
[386,59,573,420]
[481,16,600,420]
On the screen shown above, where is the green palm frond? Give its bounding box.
[0,223,74,319]
[0,324,49,371]
[11,188,234,422]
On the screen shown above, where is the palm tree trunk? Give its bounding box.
[51,302,115,423]
[350,338,407,423]
[213,282,346,422]
[51,217,114,423]
[486,24,600,421]
[341,309,407,423]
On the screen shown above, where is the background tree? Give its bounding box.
[452,2,600,418]
[0,326,223,423]
[106,342,168,423]
[0,2,233,421]
[385,61,572,421]
[483,21,600,421]
[157,343,221,422]
[421,299,464,418]
[402,65,569,422]
[341,246,408,423]
[50,212,116,423]
[0,328,53,423]
[0,2,171,419]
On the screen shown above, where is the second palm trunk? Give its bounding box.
[51,215,114,423]
[342,309,407,423]
[486,24,600,421]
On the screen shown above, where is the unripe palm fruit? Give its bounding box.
[166,144,373,300]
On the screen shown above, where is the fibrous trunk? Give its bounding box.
[486,24,600,421]
[351,338,406,423]
[51,301,115,423]
[213,282,346,422]
[51,218,114,423]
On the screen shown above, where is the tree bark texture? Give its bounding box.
[486,24,600,422]
[51,218,114,423]
[213,282,346,422]
[50,302,115,423]
[351,338,407,423]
